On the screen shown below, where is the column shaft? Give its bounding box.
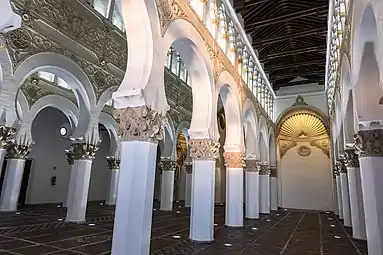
[340,172,352,226]
[106,169,120,205]
[214,160,224,204]
[245,158,259,219]
[0,159,26,211]
[64,164,75,207]
[160,170,175,211]
[184,164,192,208]
[332,172,338,215]
[259,163,270,214]
[270,166,278,211]
[336,175,343,219]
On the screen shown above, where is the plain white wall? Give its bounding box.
[26,107,110,204]
[279,141,333,211]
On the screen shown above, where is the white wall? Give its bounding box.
[274,84,328,121]
[27,107,110,204]
[279,142,333,211]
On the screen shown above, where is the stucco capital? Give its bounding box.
[189,139,220,160]
[354,129,383,157]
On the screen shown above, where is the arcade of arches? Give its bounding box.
[0,0,381,254]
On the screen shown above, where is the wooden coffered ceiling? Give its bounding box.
[233,0,328,90]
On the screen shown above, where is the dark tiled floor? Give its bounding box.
[0,202,367,254]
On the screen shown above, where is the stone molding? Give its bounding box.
[71,143,99,160]
[189,139,220,160]
[354,129,383,157]
[344,148,359,168]
[0,125,16,149]
[65,149,75,165]
[160,158,177,171]
[223,152,245,168]
[113,106,166,144]
[245,159,259,172]
[106,157,120,170]
[269,165,277,177]
[259,162,270,176]
[6,143,31,159]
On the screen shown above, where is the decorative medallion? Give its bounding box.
[293,95,308,106]
[297,145,311,157]
[7,28,32,51]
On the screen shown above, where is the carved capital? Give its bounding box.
[106,157,120,170]
[189,139,220,160]
[65,149,75,165]
[160,158,177,171]
[245,159,259,172]
[113,106,166,143]
[269,165,277,177]
[354,129,383,157]
[223,152,245,168]
[71,143,99,160]
[332,167,338,178]
[344,148,359,168]
[6,143,31,159]
[337,158,347,173]
[185,162,192,174]
[0,125,16,149]
[259,162,270,175]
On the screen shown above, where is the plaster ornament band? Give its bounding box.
[223,152,245,168]
[185,162,192,174]
[71,143,99,160]
[65,149,75,165]
[106,156,120,170]
[244,159,259,172]
[160,157,177,171]
[344,148,359,168]
[113,106,166,143]
[0,125,16,149]
[354,129,383,157]
[269,165,277,177]
[259,162,270,176]
[0,34,6,49]
[6,143,31,159]
[189,139,220,160]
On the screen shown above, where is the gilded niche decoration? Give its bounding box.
[297,145,311,157]
[310,138,330,158]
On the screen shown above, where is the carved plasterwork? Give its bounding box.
[156,0,187,36]
[344,148,359,168]
[6,143,31,159]
[354,129,383,157]
[71,142,99,160]
[0,126,16,149]
[223,152,245,168]
[310,138,330,158]
[259,162,270,175]
[0,34,6,49]
[21,78,53,108]
[65,149,75,165]
[293,95,308,106]
[278,139,297,158]
[160,158,177,171]
[6,27,121,100]
[106,157,120,170]
[297,145,311,157]
[189,139,220,160]
[113,106,167,143]
[245,158,260,172]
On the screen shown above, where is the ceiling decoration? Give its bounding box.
[233,0,328,89]
[279,113,327,140]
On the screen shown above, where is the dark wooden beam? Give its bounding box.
[260,46,326,60]
[267,60,325,71]
[252,28,327,45]
[270,71,325,81]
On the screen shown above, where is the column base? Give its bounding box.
[189,238,214,244]
[225,225,244,229]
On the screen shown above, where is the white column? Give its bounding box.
[355,130,383,255]
[259,162,270,214]
[63,150,75,208]
[224,151,244,227]
[0,144,30,212]
[336,174,343,219]
[270,165,278,211]
[214,158,224,204]
[111,106,164,255]
[189,139,219,243]
[345,148,366,240]
[184,163,192,208]
[159,158,176,211]
[332,169,339,215]
[339,159,352,227]
[245,157,259,219]
[105,157,120,206]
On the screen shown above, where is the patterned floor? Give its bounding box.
[0,202,367,254]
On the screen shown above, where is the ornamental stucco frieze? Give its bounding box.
[113,106,167,143]
[354,129,383,157]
